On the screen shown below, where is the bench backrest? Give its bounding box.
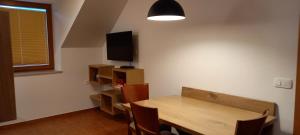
[182,87,276,116]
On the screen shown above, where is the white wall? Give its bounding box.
[0,0,103,126]
[51,0,86,70]
[0,48,102,126]
[103,0,300,134]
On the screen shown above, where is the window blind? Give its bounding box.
[0,7,49,67]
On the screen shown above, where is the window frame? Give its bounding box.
[0,1,54,72]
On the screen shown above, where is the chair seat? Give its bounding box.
[160,130,175,135]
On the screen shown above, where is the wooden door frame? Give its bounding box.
[0,11,16,122]
[294,20,300,135]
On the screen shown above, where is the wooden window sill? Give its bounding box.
[14,70,63,77]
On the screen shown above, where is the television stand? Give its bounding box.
[120,66,135,69]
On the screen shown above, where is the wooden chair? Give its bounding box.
[235,110,269,135]
[121,84,149,103]
[130,103,174,135]
[121,84,149,135]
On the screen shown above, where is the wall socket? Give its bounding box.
[273,78,293,89]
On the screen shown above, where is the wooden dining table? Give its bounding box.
[123,95,276,135]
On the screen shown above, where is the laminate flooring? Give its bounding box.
[0,109,127,135]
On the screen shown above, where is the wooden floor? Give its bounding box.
[0,109,128,135]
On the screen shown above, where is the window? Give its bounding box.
[0,1,54,72]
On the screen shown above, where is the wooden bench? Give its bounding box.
[181,87,276,135]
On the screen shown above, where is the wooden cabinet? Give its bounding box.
[89,65,144,115]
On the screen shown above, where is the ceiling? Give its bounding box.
[62,0,128,48]
[17,0,128,48]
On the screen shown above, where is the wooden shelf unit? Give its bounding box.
[88,65,144,115]
[89,64,114,85]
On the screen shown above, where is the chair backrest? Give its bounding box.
[121,84,149,103]
[235,110,269,135]
[130,103,160,135]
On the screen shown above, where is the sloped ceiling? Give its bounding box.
[62,0,128,48]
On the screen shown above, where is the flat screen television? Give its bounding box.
[106,31,133,61]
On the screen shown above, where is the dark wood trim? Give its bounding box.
[46,2,55,71]
[0,1,51,9]
[294,20,300,135]
[14,65,54,72]
[0,1,55,72]
[0,108,98,128]
[0,11,16,122]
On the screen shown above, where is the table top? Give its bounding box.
[123,96,276,135]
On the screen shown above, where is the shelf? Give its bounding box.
[90,94,101,106]
[90,81,99,85]
[100,93,113,114]
[89,64,114,68]
[100,89,121,97]
[113,103,125,111]
[89,64,114,85]
[112,68,143,72]
[99,78,112,84]
[88,64,144,116]
[100,89,122,115]
[90,94,101,102]
[99,75,112,80]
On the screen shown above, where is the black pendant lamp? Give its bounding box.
[147,0,186,21]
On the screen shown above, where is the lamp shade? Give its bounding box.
[147,0,186,21]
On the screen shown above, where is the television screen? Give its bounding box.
[106,31,133,61]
